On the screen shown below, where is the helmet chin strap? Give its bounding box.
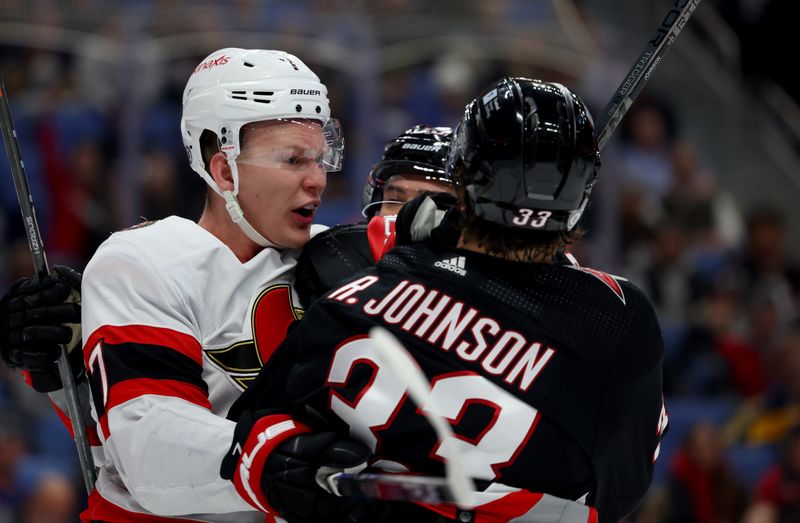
[222,190,280,248]
[222,155,282,249]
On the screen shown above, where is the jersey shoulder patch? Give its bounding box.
[563,253,628,304]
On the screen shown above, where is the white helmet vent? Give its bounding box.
[228,90,274,104]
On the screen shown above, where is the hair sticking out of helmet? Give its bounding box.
[181,48,339,247]
[448,77,600,233]
[362,125,454,218]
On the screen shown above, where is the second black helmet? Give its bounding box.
[362,125,454,218]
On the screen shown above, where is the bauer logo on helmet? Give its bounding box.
[289,89,322,96]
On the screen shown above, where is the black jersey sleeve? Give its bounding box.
[590,285,665,523]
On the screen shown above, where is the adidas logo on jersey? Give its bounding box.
[434,256,467,276]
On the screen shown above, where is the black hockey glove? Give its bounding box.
[395,193,461,247]
[0,265,84,392]
[221,410,374,523]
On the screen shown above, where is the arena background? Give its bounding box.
[1,1,799,521]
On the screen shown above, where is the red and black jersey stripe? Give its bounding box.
[83,325,209,439]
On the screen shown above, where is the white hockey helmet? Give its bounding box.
[180,48,342,247]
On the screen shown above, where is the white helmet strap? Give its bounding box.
[224,147,241,198]
[222,190,279,248]
[221,153,280,248]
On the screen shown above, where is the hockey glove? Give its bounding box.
[0,265,84,392]
[221,410,373,523]
[395,193,461,247]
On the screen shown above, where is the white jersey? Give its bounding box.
[79,216,319,522]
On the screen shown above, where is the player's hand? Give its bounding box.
[221,410,374,523]
[266,431,374,523]
[395,192,461,247]
[0,265,84,392]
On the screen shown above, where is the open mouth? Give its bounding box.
[293,204,317,218]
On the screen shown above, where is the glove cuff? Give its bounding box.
[232,414,311,512]
[25,343,86,393]
[395,193,461,247]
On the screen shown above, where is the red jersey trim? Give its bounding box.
[81,488,204,522]
[231,414,310,513]
[83,325,202,368]
[97,378,211,440]
[50,398,102,445]
[417,488,597,523]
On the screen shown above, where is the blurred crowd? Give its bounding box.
[1,1,800,522]
[716,0,800,104]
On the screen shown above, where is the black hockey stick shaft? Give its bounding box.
[0,75,96,493]
[596,0,702,150]
[329,472,596,522]
[330,472,456,504]
[329,472,476,522]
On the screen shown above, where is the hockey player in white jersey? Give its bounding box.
[0,76,461,522]
[17,48,370,523]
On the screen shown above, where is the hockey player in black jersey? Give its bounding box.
[228,77,667,523]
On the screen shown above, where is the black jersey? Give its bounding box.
[233,242,666,523]
[295,223,374,306]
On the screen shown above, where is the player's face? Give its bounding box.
[236,120,327,248]
[378,174,454,217]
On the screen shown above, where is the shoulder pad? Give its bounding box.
[295,224,374,305]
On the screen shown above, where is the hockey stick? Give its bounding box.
[596,0,702,150]
[323,326,476,509]
[372,326,475,507]
[328,471,466,505]
[0,75,97,493]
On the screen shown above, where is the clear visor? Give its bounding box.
[361,173,456,217]
[236,118,344,173]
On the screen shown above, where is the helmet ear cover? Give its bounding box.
[449,77,600,232]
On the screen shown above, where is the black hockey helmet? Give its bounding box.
[448,77,600,231]
[361,125,454,218]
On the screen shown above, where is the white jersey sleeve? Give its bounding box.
[81,222,257,517]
